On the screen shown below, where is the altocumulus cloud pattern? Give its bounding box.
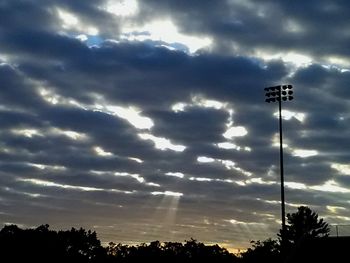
[1,0,350,250]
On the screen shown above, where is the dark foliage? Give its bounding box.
[279,206,330,245]
[240,206,331,263]
[240,239,281,263]
[105,238,238,263]
[0,225,238,263]
[0,207,335,263]
[0,224,106,263]
[285,236,350,263]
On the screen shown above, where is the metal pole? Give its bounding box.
[336,225,339,237]
[278,89,286,245]
[265,84,294,251]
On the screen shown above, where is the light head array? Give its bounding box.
[265,85,293,103]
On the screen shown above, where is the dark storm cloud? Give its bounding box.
[1,35,347,218]
[137,0,350,59]
[11,38,286,110]
[284,64,350,163]
[0,0,120,37]
[0,65,45,110]
[148,107,229,144]
[293,64,350,101]
[0,30,91,62]
[0,110,42,129]
[3,0,350,62]
[0,1,58,32]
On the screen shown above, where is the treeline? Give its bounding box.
[0,224,238,262]
[0,224,105,262]
[0,206,337,262]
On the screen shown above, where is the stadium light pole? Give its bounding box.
[264,84,293,247]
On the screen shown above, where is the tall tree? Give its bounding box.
[280,206,330,245]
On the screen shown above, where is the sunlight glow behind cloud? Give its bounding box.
[197,156,252,177]
[105,105,154,130]
[216,142,251,152]
[57,8,98,35]
[274,110,306,122]
[223,126,248,139]
[284,181,307,190]
[57,8,78,27]
[255,50,312,67]
[54,129,88,141]
[331,163,350,176]
[165,172,185,178]
[11,129,41,138]
[197,156,215,163]
[327,205,346,214]
[104,0,139,17]
[228,219,266,226]
[29,163,67,171]
[138,133,186,152]
[310,180,350,193]
[171,96,229,113]
[94,146,113,157]
[292,149,318,158]
[151,191,183,197]
[121,20,212,53]
[128,157,144,163]
[17,178,133,194]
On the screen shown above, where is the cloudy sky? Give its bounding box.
[1,0,350,251]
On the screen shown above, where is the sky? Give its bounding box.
[1,0,350,251]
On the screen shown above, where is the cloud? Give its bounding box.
[1,0,350,250]
[136,0,350,65]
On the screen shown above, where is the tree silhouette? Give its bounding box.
[241,206,331,262]
[0,224,106,262]
[279,206,330,246]
[57,227,106,262]
[105,238,238,263]
[240,238,281,263]
[0,207,333,263]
